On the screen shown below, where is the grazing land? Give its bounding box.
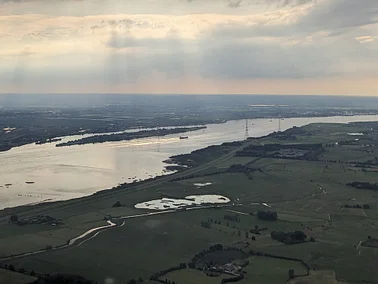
[2,121,378,283]
[0,268,37,284]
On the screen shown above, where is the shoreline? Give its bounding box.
[2,113,378,213]
[1,111,376,153]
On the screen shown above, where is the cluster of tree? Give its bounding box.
[126,277,144,284]
[56,126,206,147]
[208,218,223,225]
[10,214,19,223]
[169,144,232,168]
[248,250,310,274]
[161,279,176,284]
[222,141,243,147]
[347,181,378,191]
[112,201,124,208]
[270,230,307,244]
[257,211,278,221]
[361,236,378,248]
[228,164,246,173]
[150,263,187,281]
[283,126,310,136]
[221,274,244,283]
[201,221,211,228]
[227,164,263,180]
[236,143,324,161]
[224,214,240,222]
[342,204,370,209]
[288,269,295,279]
[36,138,62,145]
[269,132,297,141]
[189,244,224,268]
[31,274,96,284]
[249,225,268,235]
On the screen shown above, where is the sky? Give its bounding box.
[0,0,377,95]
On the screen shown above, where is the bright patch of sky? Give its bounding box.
[0,0,377,95]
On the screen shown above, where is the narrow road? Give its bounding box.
[0,204,229,262]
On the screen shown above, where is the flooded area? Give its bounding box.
[134,195,231,210]
[194,182,213,187]
[1,115,378,209]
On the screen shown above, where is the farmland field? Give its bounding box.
[0,268,37,284]
[2,121,378,284]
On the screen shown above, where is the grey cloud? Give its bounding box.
[208,0,378,40]
[97,22,378,84]
[3,33,377,86]
[298,0,378,32]
[263,0,314,7]
[3,0,378,86]
[228,0,242,8]
[107,33,185,49]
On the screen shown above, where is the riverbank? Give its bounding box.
[3,120,378,283]
[2,115,378,210]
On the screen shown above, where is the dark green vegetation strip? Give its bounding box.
[56,126,206,147]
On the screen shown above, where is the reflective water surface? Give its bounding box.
[1,115,377,209]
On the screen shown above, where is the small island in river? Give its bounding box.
[55,126,206,147]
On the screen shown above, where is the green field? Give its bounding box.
[162,269,230,284]
[2,122,378,283]
[241,256,308,284]
[161,256,308,284]
[0,268,37,284]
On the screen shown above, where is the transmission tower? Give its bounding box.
[245,119,249,139]
[157,111,161,152]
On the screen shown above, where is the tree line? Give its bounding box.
[347,181,378,191]
[270,230,311,245]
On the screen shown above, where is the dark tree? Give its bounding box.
[257,211,278,221]
[9,265,15,271]
[363,204,370,209]
[18,268,25,273]
[10,215,19,223]
[271,230,307,244]
[127,279,137,284]
[291,231,307,242]
[138,277,143,283]
[112,201,122,207]
[33,274,96,284]
[201,221,211,228]
[289,269,295,279]
[252,236,256,241]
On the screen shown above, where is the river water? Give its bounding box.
[1,115,377,209]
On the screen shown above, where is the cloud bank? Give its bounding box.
[0,0,377,94]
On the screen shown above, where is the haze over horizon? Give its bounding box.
[1,0,377,95]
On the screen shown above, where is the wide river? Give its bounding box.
[1,115,378,210]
